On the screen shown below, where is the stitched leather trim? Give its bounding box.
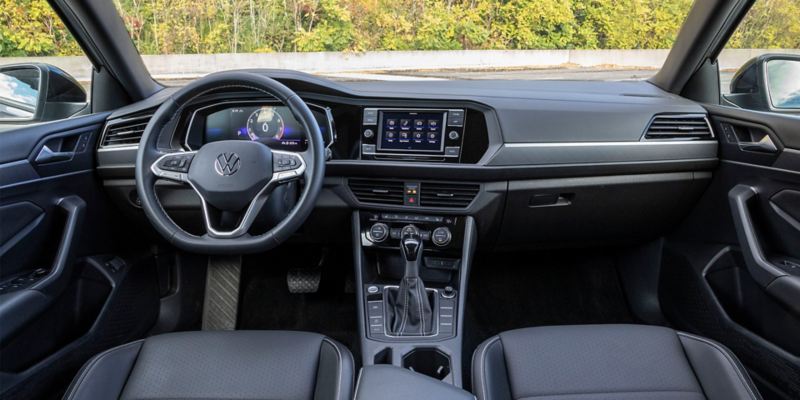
[515,389,703,399]
[321,336,350,400]
[473,335,503,400]
[677,332,761,400]
[353,368,365,400]
[64,340,144,400]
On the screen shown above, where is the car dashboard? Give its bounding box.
[95,70,718,250]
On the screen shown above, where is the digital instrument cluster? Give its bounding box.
[185,102,333,152]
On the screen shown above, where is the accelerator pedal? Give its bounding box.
[202,256,241,331]
[287,267,321,294]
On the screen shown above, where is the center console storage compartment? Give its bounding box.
[402,348,452,381]
[355,365,474,400]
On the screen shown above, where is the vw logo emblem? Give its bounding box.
[214,153,240,176]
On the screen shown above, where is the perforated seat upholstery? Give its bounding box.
[64,330,354,400]
[472,324,761,400]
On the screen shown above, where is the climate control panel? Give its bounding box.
[361,212,463,251]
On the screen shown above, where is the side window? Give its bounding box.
[718,0,800,114]
[0,0,91,127]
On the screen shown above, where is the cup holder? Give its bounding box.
[402,348,451,381]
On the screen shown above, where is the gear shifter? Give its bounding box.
[386,225,434,336]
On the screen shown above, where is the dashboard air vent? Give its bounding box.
[420,182,479,208]
[100,116,151,148]
[349,179,404,205]
[644,114,713,140]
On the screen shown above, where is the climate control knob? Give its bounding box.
[431,227,452,247]
[368,223,389,243]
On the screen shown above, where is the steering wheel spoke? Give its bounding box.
[195,183,273,238]
[151,151,197,183]
[271,150,307,184]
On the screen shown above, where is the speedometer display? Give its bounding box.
[246,107,285,140]
[202,103,330,151]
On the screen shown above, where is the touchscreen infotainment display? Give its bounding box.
[378,111,446,153]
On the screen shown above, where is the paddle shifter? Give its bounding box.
[386,225,434,336]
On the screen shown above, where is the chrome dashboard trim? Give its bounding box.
[503,140,714,148]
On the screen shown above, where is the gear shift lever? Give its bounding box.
[387,225,434,335]
[401,225,422,262]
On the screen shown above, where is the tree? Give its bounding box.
[3,0,799,57]
[0,0,81,56]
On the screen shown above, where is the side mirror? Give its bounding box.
[0,63,88,124]
[725,54,800,114]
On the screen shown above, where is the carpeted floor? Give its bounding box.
[238,247,359,360]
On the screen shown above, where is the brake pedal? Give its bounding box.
[287,267,321,293]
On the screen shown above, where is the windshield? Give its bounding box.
[105,0,705,82]
[10,0,764,83]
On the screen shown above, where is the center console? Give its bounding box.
[353,211,476,387]
[350,104,486,389]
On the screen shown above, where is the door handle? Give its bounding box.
[728,185,800,315]
[35,145,74,164]
[738,135,778,153]
[30,195,86,296]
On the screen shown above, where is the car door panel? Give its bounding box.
[661,104,800,399]
[0,113,160,400]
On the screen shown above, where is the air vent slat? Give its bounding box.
[419,182,479,208]
[348,179,404,205]
[348,179,479,208]
[644,115,713,140]
[100,117,152,148]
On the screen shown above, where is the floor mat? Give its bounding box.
[238,247,359,360]
[463,249,636,388]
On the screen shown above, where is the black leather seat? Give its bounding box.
[472,324,761,400]
[64,330,354,400]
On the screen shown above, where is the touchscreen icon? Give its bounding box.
[428,120,439,129]
[414,119,425,130]
[400,119,411,130]
[387,132,396,139]
[386,119,397,129]
[400,132,409,139]
[414,132,423,140]
[428,132,438,140]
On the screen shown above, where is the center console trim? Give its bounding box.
[380,285,441,339]
[352,210,478,387]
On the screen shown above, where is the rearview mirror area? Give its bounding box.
[726,54,800,114]
[0,63,88,124]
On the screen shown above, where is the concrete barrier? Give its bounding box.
[2,49,798,81]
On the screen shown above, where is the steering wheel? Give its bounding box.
[135,71,325,254]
